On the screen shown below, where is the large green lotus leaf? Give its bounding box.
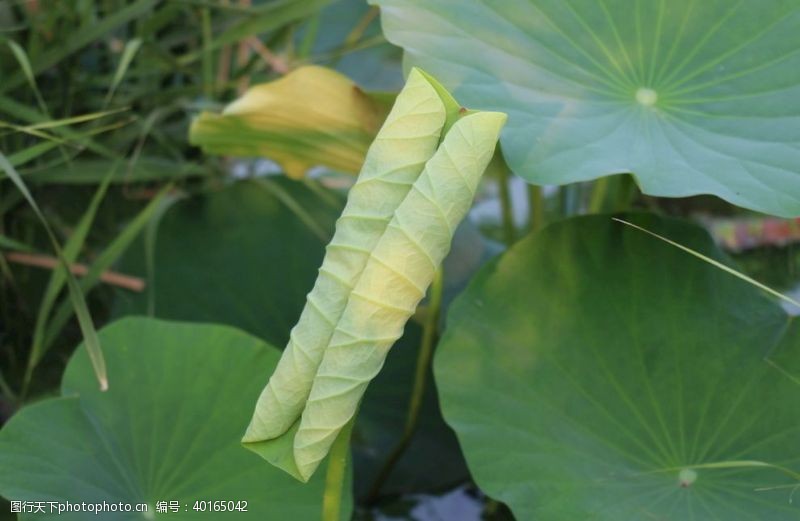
[373,0,800,217]
[434,213,800,520]
[113,178,342,348]
[113,179,467,496]
[0,317,350,520]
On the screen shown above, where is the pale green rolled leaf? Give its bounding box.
[294,110,506,480]
[243,69,447,454]
[243,68,506,482]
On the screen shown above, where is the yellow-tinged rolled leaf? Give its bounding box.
[293,111,506,480]
[189,66,392,179]
[243,68,446,459]
[242,68,507,482]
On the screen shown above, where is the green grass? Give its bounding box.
[0,0,395,405]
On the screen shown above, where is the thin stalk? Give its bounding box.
[484,499,500,517]
[559,185,569,217]
[294,35,385,66]
[613,175,637,212]
[613,218,800,310]
[247,37,289,74]
[344,6,379,48]
[497,166,516,246]
[235,0,253,95]
[216,2,233,95]
[0,368,16,402]
[297,12,320,59]
[337,6,379,63]
[527,183,543,232]
[588,177,609,214]
[366,268,445,503]
[201,7,213,99]
[255,178,330,242]
[322,418,354,521]
[559,183,582,217]
[4,252,145,291]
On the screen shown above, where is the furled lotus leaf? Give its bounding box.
[243,68,506,481]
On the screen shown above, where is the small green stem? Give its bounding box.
[297,13,321,59]
[527,183,543,232]
[497,166,516,246]
[322,418,353,521]
[201,8,213,99]
[558,185,569,217]
[20,356,34,400]
[0,368,16,402]
[613,174,637,212]
[365,268,444,503]
[588,177,609,214]
[559,184,583,217]
[342,7,379,52]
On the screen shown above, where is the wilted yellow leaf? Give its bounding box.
[189,66,392,179]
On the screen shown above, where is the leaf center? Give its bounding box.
[678,468,698,488]
[635,88,658,107]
